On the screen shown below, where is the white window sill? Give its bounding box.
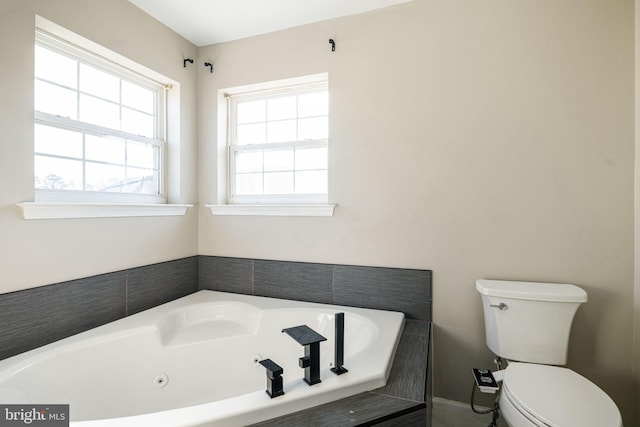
[17,202,192,220]
[206,204,336,217]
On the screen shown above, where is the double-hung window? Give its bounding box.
[34,30,166,203]
[227,79,328,205]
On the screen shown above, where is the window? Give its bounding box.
[226,78,328,205]
[34,30,166,203]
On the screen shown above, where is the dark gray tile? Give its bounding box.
[126,257,198,315]
[248,392,422,427]
[333,266,432,320]
[403,320,431,336]
[253,259,333,304]
[425,325,433,421]
[198,256,252,294]
[0,272,126,360]
[374,407,427,426]
[373,331,428,401]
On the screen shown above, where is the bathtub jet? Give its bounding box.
[0,290,405,427]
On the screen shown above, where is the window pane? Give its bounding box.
[265,172,293,194]
[85,162,125,192]
[229,79,328,202]
[122,108,154,138]
[268,96,296,121]
[34,35,165,200]
[237,100,266,124]
[237,123,266,145]
[85,134,125,164]
[267,119,296,143]
[298,117,328,140]
[122,81,154,113]
[126,167,158,194]
[236,173,262,195]
[35,80,77,119]
[236,151,263,173]
[296,147,327,170]
[35,46,77,88]
[79,94,119,130]
[295,170,327,194]
[35,155,82,190]
[80,64,119,102]
[34,124,83,158]
[298,92,328,118]
[264,149,293,172]
[127,141,155,169]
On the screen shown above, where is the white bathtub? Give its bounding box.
[0,290,405,426]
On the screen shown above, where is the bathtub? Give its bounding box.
[0,290,405,426]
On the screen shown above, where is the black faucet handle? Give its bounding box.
[299,356,310,368]
[259,358,283,378]
[259,358,285,398]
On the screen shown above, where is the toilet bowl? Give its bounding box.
[499,362,622,427]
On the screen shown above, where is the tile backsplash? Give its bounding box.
[0,256,431,360]
[0,257,198,360]
[200,256,432,320]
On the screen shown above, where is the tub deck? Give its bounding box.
[249,319,431,426]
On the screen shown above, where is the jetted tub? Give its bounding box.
[0,291,405,426]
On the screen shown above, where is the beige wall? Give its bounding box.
[0,0,199,292]
[0,0,636,424]
[198,0,635,423]
[635,0,640,424]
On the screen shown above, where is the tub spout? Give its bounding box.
[259,359,285,398]
[282,325,327,385]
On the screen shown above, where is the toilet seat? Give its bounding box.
[502,363,622,427]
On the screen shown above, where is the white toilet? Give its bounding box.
[476,279,623,427]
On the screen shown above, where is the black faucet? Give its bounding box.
[282,325,327,385]
[259,358,285,398]
[331,312,348,375]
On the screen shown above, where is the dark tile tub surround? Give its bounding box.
[0,255,432,425]
[197,255,252,294]
[200,256,432,320]
[253,259,334,303]
[127,257,198,315]
[333,265,431,320]
[0,257,198,360]
[2,256,431,360]
[0,271,126,360]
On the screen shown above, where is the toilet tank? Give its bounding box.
[476,279,587,365]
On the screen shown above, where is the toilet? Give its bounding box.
[476,279,622,427]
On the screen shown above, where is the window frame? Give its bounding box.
[34,29,168,204]
[225,79,329,205]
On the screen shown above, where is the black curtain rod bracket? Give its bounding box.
[183,58,194,68]
[204,62,214,73]
[329,39,335,52]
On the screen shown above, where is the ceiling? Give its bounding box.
[128,0,414,47]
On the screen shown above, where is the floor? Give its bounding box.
[431,398,508,427]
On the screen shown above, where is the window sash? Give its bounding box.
[35,112,164,199]
[34,30,166,203]
[227,82,328,204]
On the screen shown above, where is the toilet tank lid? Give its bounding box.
[476,279,587,302]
